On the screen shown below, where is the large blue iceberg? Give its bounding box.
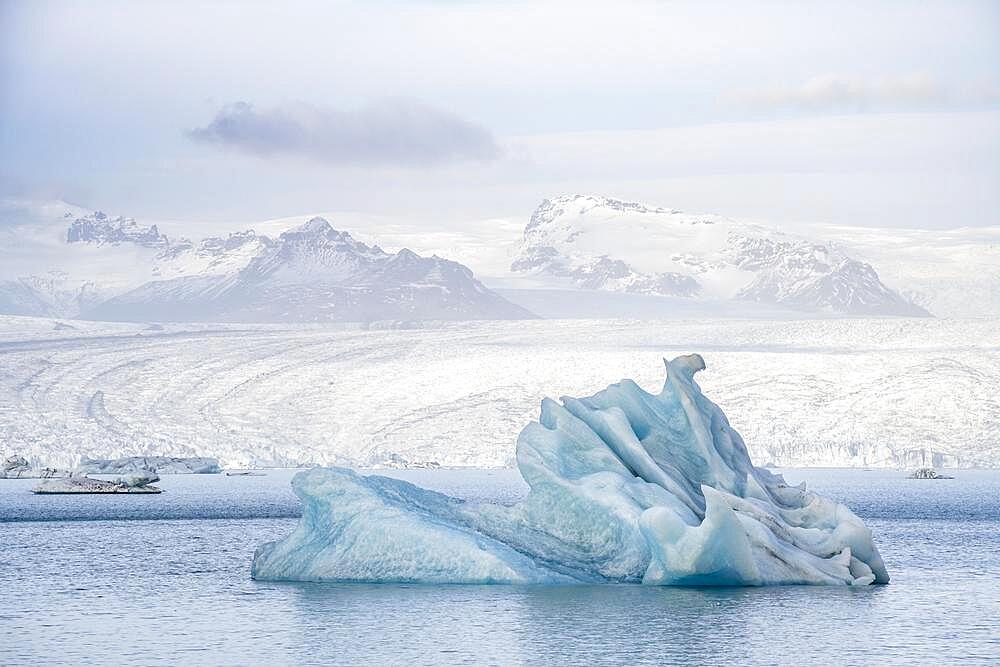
[252,355,889,586]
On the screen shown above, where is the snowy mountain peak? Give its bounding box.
[530,195,679,229]
[392,248,421,262]
[286,216,336,237]
[202,229,260,253]
[513,195,928,316]
[66,212,170,248]
[277,217,384,257]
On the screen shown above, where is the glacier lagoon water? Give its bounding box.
[2,469,998,666]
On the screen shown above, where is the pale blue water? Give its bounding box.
[1,469,998,666]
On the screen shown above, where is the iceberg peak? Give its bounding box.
[666,352,706,378]
[252,355,889,586]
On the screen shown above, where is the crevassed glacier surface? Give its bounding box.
[252,354,888,586]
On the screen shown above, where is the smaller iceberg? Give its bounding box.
[908,468,954,480]
[253,355,889,586]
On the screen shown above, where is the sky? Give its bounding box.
[1,0,998,231]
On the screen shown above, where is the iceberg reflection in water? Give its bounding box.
[252,355,889,586]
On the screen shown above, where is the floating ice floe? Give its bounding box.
[33,470,161,494]
[908,468,954,480]
[252,355,889,586]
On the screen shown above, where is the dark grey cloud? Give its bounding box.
[187,100,501,166]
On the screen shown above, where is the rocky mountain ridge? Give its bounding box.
[1,210,534,323]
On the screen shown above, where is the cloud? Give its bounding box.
[737,74,950,112]
[187,100,501,166]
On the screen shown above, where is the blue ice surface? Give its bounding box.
[251,355,889,586]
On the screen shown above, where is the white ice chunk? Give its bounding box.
[116,470,160,488]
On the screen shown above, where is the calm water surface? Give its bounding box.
[1,469,998,666]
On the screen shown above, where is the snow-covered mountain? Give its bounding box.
[66,211,170,248]
[511,195,929,317]
[0,204,533,323]
[808,224,1000,319]
[5,196,996,320]
[0,273,101,318]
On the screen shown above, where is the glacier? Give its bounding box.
[251,355,889,586]
[3,316,992,470]
[76,456,221,475]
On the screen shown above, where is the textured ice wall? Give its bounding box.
[252,355,889,586]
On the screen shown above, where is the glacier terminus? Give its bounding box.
[252,355,889,586]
